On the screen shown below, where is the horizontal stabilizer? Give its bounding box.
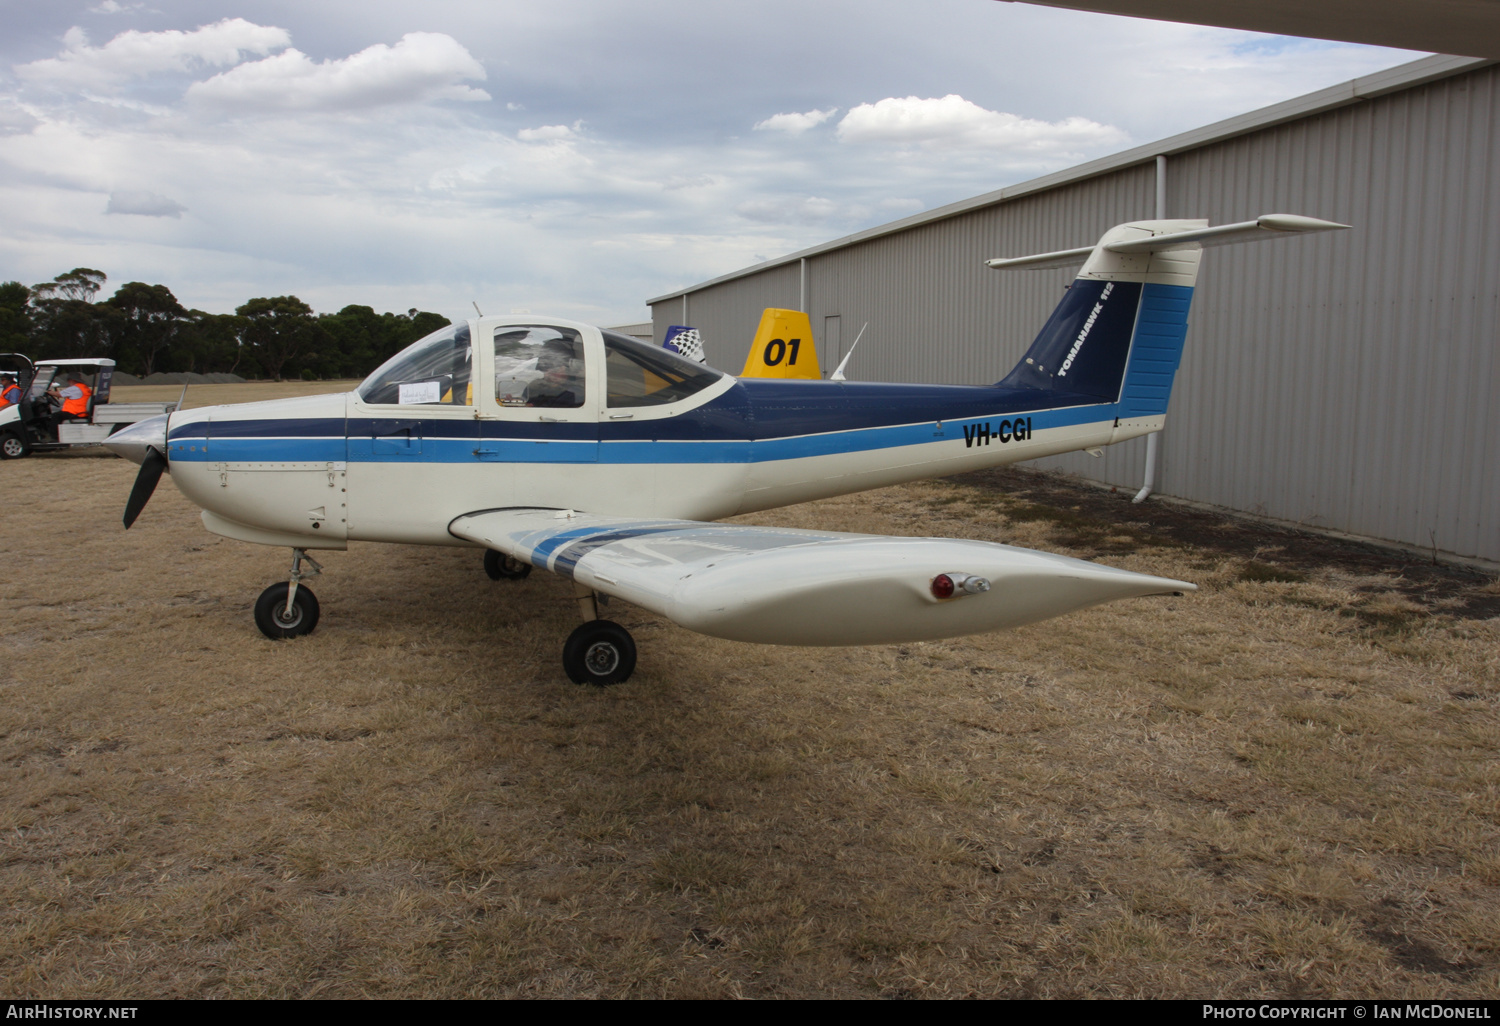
[986,213,1349,270]
[450,507,1195,646]
[983,245,1096,271]
[1102,213,1350,254]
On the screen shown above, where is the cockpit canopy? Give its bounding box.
[358,321,725,410]
[359,322,473,406]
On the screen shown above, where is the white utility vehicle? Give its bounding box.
[0,356,178,459]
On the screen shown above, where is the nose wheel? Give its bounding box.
[255,582,320,638]
[254,548,323,639]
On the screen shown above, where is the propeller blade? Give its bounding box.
[123,447,167,529]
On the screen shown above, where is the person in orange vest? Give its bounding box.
[0,373,21,409]
[45,371,93,435]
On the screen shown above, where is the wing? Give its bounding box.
[449,507,1195,647]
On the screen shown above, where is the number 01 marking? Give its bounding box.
[763,338,801,366]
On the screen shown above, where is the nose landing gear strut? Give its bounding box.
[254,548,322,639]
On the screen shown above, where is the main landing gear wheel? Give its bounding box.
[484,550,532,581]
[0,433,27,460]
[562,620,636,686]
[254,582,320,639]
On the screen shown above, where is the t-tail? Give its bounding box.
[986,213,1348,440]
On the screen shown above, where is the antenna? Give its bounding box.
[829,322,868,382]
[472,301,483,317]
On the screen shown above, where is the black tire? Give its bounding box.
[0,432,27,460]
[254,582,321,639]
[484,549,532,581]
[562,619,636,686]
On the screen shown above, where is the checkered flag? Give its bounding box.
[663,325,706,363]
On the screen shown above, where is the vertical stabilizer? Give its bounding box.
[994,220,1206,408]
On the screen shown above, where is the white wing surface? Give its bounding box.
[449,508,1195,646]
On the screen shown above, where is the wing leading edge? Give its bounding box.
[449,508,1195,646]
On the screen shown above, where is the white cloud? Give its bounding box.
[16,19,291,93]
[106,190,186,218]
[836,94,1126,156]
[754,108,837,134]
[518,122,579,142]
[0,101,40,134]
[90,1,145,13]
[186,32,489,111]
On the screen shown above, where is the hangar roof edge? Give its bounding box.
[648,53,1493,305]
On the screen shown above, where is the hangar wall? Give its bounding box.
[650,55,1500,563]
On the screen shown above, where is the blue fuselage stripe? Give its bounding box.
[167,402,1117,466]
[163,374,1143,466]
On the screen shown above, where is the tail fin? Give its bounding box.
[740,308,821,379]
[989,214,1348,414]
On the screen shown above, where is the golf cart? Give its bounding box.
[0,355,178,459]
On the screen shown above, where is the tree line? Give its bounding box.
[0,268,452,381]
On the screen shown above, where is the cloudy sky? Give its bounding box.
[0,0,1426,326]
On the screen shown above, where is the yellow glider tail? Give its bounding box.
[740,308,820,379]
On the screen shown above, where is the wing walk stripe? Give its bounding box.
[547,525,703,577]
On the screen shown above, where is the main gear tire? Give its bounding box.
[484,549,532,581]
[562,620,636,686]
[254,582,321,639]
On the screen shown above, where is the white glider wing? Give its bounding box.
[449,508,1195,646]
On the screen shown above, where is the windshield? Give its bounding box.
[359,321,470,406]
[602,330,723,407]
[26,368,57,401]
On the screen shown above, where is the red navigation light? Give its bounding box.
[931,574,955,600]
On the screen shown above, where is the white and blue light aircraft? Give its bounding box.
[107,214,1346,684]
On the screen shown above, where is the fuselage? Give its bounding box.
[139,373,1159,550]
[100,288,1197,551]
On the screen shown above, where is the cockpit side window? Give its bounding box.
[493,326,586,408]
[602,330,723,408]
[359,322,472,406]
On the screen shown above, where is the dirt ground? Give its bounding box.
[0,396,1496,998]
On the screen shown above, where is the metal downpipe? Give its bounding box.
[1133,154,1168,505]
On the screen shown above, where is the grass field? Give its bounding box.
[110,380,364,408]
[1,385,1496,998]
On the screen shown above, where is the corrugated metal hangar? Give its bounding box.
[648,54,1500,565]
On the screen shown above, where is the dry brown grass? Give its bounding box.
[1,398,1496,998]
[111,381,363,409]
